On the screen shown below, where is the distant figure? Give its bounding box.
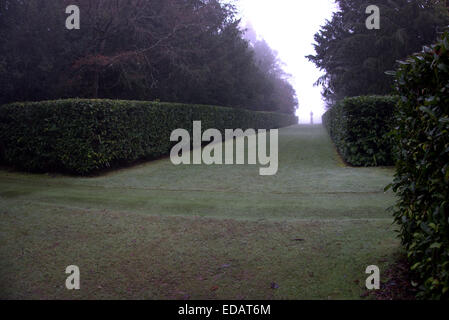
[310,112,314,125]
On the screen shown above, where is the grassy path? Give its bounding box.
[0,125,399,299]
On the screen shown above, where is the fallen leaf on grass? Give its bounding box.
[270,282,279,289]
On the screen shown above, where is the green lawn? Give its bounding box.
[0,125,400,299]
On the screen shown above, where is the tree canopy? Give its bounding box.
[0,0,297,114]
[307,0,449,104]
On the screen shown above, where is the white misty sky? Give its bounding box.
[235,0,338,123]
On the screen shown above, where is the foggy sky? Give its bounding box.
[236,0,337,123]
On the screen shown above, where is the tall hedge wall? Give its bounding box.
[0,99,297,175]
[322,95,397,166]
[390,33,449,299]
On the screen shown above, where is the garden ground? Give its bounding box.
[0,125,400,299]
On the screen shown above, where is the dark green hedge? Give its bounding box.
[390,32,449,299]
[322,95,397,166]
[0,99,297,175]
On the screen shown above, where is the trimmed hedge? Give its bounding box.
[322,95,397,166]
[390,32,449,299]
[0,99,297,175]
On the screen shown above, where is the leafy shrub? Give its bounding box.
[0,99,297,175]
[322,95,397,166]
[390,32,449,299]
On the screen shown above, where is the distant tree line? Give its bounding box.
[0,0,298,115]
[307,0,449,105]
